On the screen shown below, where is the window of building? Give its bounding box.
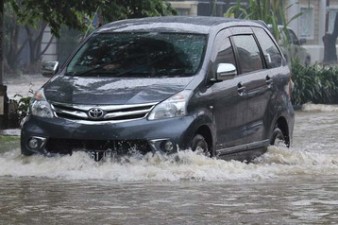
[329,9,338,34]
[299,7,314,39]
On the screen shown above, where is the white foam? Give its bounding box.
[302,103,338,112]
[2,146,338,182]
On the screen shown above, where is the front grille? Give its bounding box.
[51,102,157,122]
[46,138,152,155]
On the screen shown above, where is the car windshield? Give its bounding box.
[66,32,207,77]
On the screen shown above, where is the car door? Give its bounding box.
[229,27,273,151]
[251,26,286,141]
[207,29,249,155]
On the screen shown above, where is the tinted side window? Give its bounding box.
[215,37,236,66]
[231,35,263,74]
[253,27,283,68]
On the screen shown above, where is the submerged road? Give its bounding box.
[1,105,338,224]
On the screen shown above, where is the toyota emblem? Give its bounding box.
[88,108,105,120]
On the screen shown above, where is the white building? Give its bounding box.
[287,0,338,64]
[169,0,338,64]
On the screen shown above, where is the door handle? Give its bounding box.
[266,75,273,88]
[237,82,246,96]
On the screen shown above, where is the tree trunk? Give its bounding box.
[25,22,47,71]
[323,12,338,64]
[0,0,3,84]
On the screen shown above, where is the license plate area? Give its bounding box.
[47,138,152,159]
[88,149,116,161]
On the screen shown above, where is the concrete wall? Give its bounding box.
[41,26,57,62]
[168,1,199,16]
[288,0,338,64]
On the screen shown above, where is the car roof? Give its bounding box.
[96,16,263,34]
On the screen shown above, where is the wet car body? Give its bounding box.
[21,16,294,161]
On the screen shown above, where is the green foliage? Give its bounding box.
[7,0,176,37]
[8,0,105,37]
[291,62,338,105]
[225,0,301,42]
[4,0,176,74]
[12,94,32,122]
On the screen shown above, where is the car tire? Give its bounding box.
[270,127,289,148]
[190,134,210,156]
[21,146,34,156]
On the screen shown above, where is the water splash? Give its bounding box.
[1,146,338,182]
[302,103,338,112]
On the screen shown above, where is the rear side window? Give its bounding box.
[231,35,263,74]
[253,27,283,68]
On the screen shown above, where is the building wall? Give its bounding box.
[41,26,57,62]
[168,0,235,17]
[288,0,338,64]
[168,1,199,16]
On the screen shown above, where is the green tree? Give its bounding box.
[0,0,3,85]
[4,3,53,74]
[8,0,175,36]
[3,0,176,73]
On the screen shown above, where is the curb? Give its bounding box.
[0,129,21,136]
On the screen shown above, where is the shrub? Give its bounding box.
[11,94,32,125]
[291,62,338,105]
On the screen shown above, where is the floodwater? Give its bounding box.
[1,104,338,224]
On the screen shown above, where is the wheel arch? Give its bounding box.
[274,116,290,147]
[194,125,214,156]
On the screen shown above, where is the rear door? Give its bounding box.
[251,26,286,140]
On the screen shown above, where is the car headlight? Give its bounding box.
[30,89,54,118]
[148,90,192,120]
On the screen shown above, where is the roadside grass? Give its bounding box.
[0,135,20,142]
[0,135,20,153]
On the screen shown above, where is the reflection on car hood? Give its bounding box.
[43,75,193,105]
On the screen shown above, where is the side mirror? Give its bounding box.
[215,63,237,81]
[41,61,59,77]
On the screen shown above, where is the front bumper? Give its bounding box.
[21,115,197,157]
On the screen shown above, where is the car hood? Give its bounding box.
[43,75,194,105]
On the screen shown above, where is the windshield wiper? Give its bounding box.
[67,64,120,77]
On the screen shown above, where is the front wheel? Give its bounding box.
[190,134,210,157]
[270,127,289,148]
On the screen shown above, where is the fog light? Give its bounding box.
[27,136,46,150]
[28,138,39,149]
[163,140,174,152]
[149,139,177,154]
